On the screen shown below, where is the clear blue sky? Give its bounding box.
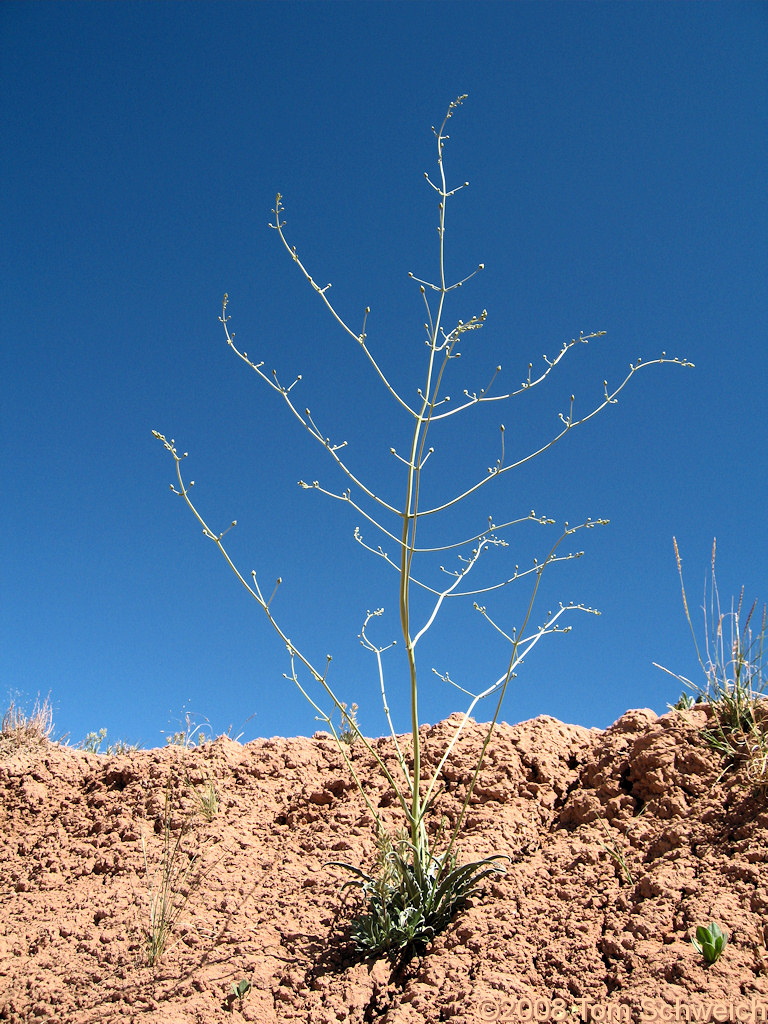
[3,2,766,748]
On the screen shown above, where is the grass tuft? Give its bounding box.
[1,693,54,749]
[188,776,219,822]
[657,538,767,789]
[141,775,219,966]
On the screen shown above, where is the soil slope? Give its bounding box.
[2,707,768,1023]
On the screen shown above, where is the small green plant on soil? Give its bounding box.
[226,978,252,1012]
[691,922,728,965]
[77,728,141,754]
[656,538,767,790]
[79,728,107,753]
[154,96,691,957]
[337,702,360,746]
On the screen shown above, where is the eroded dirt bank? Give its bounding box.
[1,707,767,1023]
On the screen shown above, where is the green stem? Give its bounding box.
[399,102,461,875]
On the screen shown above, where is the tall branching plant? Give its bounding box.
[154,96,692,956]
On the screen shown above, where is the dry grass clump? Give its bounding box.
[142,775,222,965]
[742,699,768,791]
[1,693,54,750]
[658,538,767,792]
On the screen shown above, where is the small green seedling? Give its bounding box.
[692,922,728,964]
[227,978,251,1011]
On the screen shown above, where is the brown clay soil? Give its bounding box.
[2,706,768,1023]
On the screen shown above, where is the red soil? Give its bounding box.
[2,707,767,1023]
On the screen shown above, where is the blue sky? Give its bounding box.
[2,2,766,748]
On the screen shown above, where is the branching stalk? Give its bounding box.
[154,95,692,957]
